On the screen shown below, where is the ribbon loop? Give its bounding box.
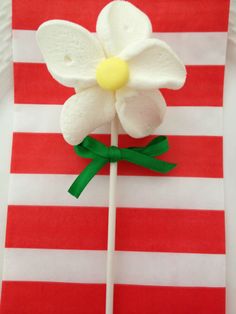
[69,136,176,198]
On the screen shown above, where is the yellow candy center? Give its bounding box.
[96,57,129,91]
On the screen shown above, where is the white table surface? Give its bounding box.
[0,0,236,313]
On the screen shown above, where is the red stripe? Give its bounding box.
[13,0,112,31]
[161,66,224,107]
[116,208,225,254]
[12,0,229,32]
[1,282,225,314]
[114,285,225,314]
[1,282,106,314]
[14,63,74,105]
[11,133,223,178]
[14,63,224,106]
[6,206,225,254]
[130,0,230,32]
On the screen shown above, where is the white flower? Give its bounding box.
[37,1,186,145]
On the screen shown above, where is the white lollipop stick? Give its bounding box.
[106,116,119,314]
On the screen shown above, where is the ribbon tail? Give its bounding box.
[123,149,176,173]
[68,157,107,198]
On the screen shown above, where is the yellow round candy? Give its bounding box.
[96,57,129,91]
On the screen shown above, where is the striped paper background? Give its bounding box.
[0,0,230,313]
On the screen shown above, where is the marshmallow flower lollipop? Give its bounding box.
[37,1,186,146]
[37,3,186,314]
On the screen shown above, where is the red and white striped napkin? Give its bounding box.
[1,0,230,313]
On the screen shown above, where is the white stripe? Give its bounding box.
[8,174,224,210]
[3,248,225,287]
[156,32,227,66]
[12,30,227,65]
[14,104,223,136]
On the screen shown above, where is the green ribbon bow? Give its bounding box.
[69,135,176,198]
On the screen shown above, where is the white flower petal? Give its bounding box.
[96,1,152,56]
[37,20,105,88]
[60,86,115,145]
[116,88,166,138]
[119,38,186,90]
